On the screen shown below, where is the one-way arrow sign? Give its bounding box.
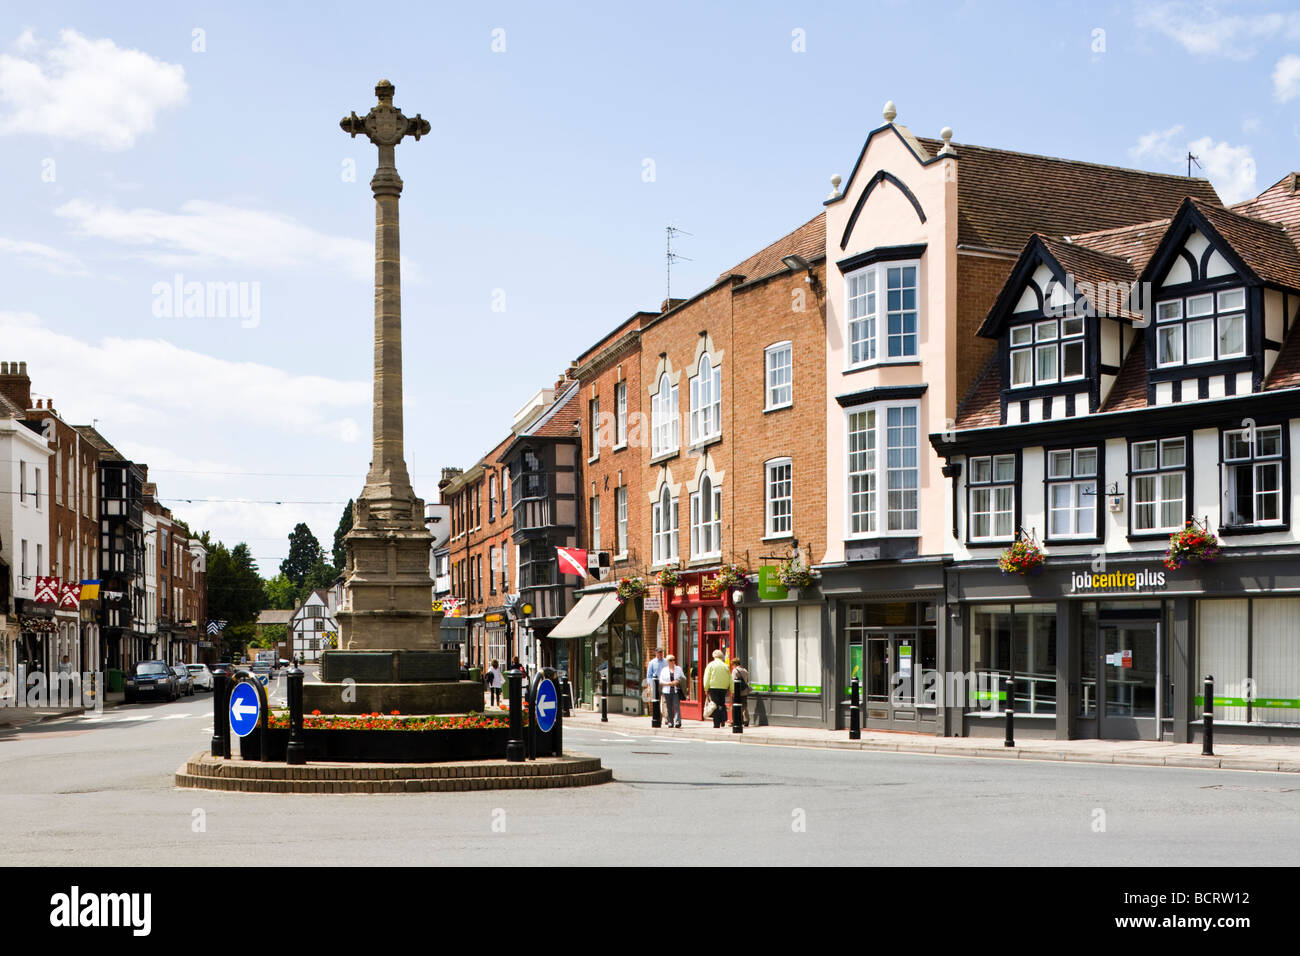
[228,681,262,738]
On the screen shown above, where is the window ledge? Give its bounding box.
[844,360,921,375]
[587,455,599,465]
[764,403,793,414]
[612,443,628,452]
[762,533,794,542]
[967,538,1015,547]
[688,556,721,568]
[1218,523,1288,537]
[688,434,723,453]
[649,450,680,467]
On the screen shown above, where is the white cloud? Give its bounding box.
[1273,54,1300,102]
[55,198,378,281]
[1136,2,1300,59]
[0,29,187,150]
[1130,125,1257,203]
[0,236,87,275]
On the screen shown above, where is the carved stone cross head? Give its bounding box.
[340,79,430,150]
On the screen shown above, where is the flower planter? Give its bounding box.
[244,726,512,763]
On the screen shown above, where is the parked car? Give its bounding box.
[250,661,272,686]
[124,661,178,703]
[186,664,214,691]
[171,665,195,697]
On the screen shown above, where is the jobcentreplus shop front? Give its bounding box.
[945,550,1300,744]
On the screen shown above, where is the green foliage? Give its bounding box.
[204,538,266,638]
[280,523,324,587]
[263,573,297,610]
[299,557,340,604]
[333,500,354,570]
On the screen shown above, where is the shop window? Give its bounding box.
[749,604,820,694]
[1197,598,1300,725]
[1046,447,1098,539]
[967,455,1016,542]
[1130,437,1186,533]
[1221,426,1284,529]
[968,604,1057,715]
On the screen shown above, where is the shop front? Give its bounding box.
[547,588,643,715]
[949,551,1300,743]
[663,573,735,722]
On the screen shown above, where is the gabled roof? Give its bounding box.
[1065,216,1171,273]
[1231,171,1300,239]
[523,381,580,439]
[0,392,22,417]
[1265,321,1300,390]
[911,137,1221,253]
[1191,199,1300,291]
[73,424,123,460]
[256,609,294,626]
[717,212,826,284]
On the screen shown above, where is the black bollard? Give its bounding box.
[731,677,743,734]
[561,675,572,717]
[849,677,861,740]
[601,676,608,722]
[1003,676,1015,748]
[506,667,524,762]
[1202,675,1215,756]
[211,667,227,757]
[286,663,305,765]
[651,684,662,728]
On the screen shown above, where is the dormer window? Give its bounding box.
[1009,317,1084,388]
[1155,288,1246,368]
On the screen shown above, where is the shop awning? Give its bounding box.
[546,592,621,639]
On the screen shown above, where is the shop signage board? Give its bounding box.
[1105,650,1134,668]
[758,566,788,601]
[898,643,912,678]
[1194,695,1300,709]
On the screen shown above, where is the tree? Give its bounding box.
[333,499,354,570]
[263,573,297,610]
[300,558,339,602]
[203,537,266,659]
[280,523,324,587]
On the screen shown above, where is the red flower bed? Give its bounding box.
[268,711,514,731]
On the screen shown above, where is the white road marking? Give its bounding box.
[116,715,153,722]
[162,714,194,719]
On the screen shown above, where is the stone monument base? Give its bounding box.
[319,648,459,683]
[302,679,484,716]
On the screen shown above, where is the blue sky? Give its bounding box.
[0,0,1295,570]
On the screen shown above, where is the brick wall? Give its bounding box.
[954,252,1016,406]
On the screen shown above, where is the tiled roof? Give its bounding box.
[257,609,294,625]
[1266,322,1300,390]
[1231,172,1300,240]
[0,392,22,417]
[528,384,581,439]
[718,212,826,283]
[912,137,1220,253]
[1100,337,1147,412]
[1065,217,1171,272]
[953,355,1002,429]
[1040,236,1142,321]
[1190,199,1300,292]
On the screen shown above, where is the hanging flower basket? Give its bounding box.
[703,564,749,596]
[1165,520,1221,571]
[616,576,648,602]
[655,567,680,588]
[998,536,1044,576]
[776,556,814,589]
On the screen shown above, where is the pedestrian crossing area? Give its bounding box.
[65,711,203,724]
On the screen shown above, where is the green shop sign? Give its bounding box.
[758,566,788,601]
[749,683,821,694]
[1194,696,1300,709]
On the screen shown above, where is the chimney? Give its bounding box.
[0,360,32,410]
[660,298,687,313]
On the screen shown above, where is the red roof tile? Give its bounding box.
[1190,199,1300,291]
[954,356,1002,429]
[1100,337,1147,412]
[718,213,826,283]
[1265,322,1300,390]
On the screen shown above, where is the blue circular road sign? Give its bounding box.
[534,678,558,734]
[229,681,262,738]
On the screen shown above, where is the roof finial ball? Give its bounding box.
[828,173,842,200]
[883,100,897,123]
[939,126,955,155]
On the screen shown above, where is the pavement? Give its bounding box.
[562,707,1300,773]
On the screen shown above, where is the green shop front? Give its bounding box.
[948,551,1300,743]
[546,586,644,716]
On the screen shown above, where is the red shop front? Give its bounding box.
[664,573,735,722]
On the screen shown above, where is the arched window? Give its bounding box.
[651,372,679,456]
[690,352,722,443]
[690,472,722,557]
[652,483,678,563]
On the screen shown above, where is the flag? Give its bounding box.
[35,576,60,605]
[206,620,227,636]
[59,581,80,610]
[556,546,588,578]
[79,580,101,600]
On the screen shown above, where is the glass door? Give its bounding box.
[1099,621,1162,740]
[891,633,917,720]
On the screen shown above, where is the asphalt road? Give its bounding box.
[1,692,1297,866]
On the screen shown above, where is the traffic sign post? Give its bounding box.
[529,669,563,758]
[230,677,269,761]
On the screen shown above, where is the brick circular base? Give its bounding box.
[174,750,613,793]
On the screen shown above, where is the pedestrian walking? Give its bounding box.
[658,653,685,728]
[486,659,504,707]
[703,649,731,728]
[730,656,751,726]
[646,648,665,715]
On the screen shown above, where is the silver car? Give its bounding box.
[186,663,214,691]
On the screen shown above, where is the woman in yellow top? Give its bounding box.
[703,649,732,728]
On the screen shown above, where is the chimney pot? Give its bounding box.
[18,362,26,375]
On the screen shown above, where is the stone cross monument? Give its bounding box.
[334,80,438,654]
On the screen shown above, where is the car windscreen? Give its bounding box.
[136,662,168,676]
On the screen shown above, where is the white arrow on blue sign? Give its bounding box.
[534,678,558,734]
[229,681,262,738]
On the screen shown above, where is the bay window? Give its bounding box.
[846,260,919,367]
[1155,288,1246,368]
[846,402,919,536]
[1009,317,1084,388]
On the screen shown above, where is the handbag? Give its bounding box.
[703,698,716,718]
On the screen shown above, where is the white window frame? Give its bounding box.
[689,352,722,444]
[765,458,793,538]
[1222,426,1284,528]
[967,454,1017,543]
[845,401,920,538]
[615,486,628,558]
[651,372,679,457]
[1154,287,1247,369]
[614,382,627,448]
[588,396,600,463]
[1046,447,1099,539]
[590,495,600,551]
[1131,437,1187,533]
[844,260,920,370]
[690,473,722,559]
[651,484,679,565]
[764,341,793,410]
[1009,316,1084,389]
